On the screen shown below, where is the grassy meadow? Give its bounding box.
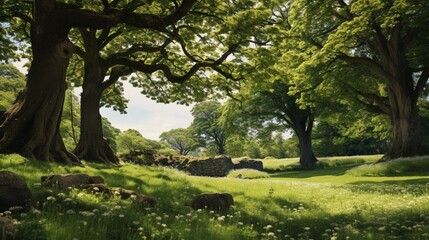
[1,154,429,239]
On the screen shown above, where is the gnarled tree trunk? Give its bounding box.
[383,79,427,160]
[379,25,428,160]
[0,1,79,163]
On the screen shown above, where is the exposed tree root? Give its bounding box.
[73,138,119,164]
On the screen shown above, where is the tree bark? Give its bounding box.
[294,119,318,169]
[382,79,427,160]
[73,84,119,164]
[377,24,429,160]
[72,32,119,164]
[0,0,79,163]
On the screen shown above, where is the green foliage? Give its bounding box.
[348,156,429,177]
[101,117,121,152]
[60,90,81,151]
[159,128,199,155]
[242,140,263,159]
[313,122,388,157]
[191,101,229,155]
[224,136,246,158]
[0,25,19,62]
[115,129,173,155]
[0,63,25,111]
[116,129,157,155]
[283,0,429,158]
[227,169,270,179]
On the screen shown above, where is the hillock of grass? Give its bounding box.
[227,169,270,179]
[347,156,429,176]
[263,155,380,172]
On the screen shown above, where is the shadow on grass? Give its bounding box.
[342,178,429,196]
[269,165,360,179]
[350,178,429,185]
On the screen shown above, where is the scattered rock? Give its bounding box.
[41,174,104,189]
[111,187,156,207]
[0,217,14,239]
[133,194,157,208]
[233,157,264,171]
[0,171,32,212]
[191,193,234,211]
[110,187,140,199]
[75,184,111,195]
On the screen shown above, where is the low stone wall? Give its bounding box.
[120,150,235,177]
[119,150,157,165]
[232,157,263,171]
[187,156,234,177]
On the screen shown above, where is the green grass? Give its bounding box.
[263,155,381,172]
[227,169,270,179]
[2,154,429,239]
[347,156,429,177]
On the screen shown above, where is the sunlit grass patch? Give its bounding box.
[263,155,380,172]
[347,156,429,176]
[262,157,300,172]
[2,153,429,239]
[227,169,270,179]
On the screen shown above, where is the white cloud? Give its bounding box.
[101,81,194,140]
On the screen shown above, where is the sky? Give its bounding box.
[100,81,194,140]
[13,60,194,140]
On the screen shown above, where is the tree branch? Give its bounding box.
[337,55,396,83]
[109,44,237,83]
[348,85,391,115]
[101,66,133,91]
[413,67,429,102]
[98,28,123,51]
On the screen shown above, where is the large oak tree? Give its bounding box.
[285,0,429,160]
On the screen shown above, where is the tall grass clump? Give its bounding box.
[347,156,429,176]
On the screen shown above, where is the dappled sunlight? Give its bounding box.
[1,154,429,239]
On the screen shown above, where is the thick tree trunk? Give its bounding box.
[295,127,318,169]
[382,86,427,160]
[73,86,119,164]
[378,25,428,160]
[0,1,79,163]
[73,59,119,163]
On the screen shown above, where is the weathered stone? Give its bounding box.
[110,187,138,199]
[41,174,105,189]
[0,217,14,239]
[191,193,234,211]
[134,194,157,208]
[0,171,32,212]
[110,187,156,207]
[75,184,111,195]
[233,157,264,171]
[121,150,237,177]
[187,156,234,177]
[120,149,157,165]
